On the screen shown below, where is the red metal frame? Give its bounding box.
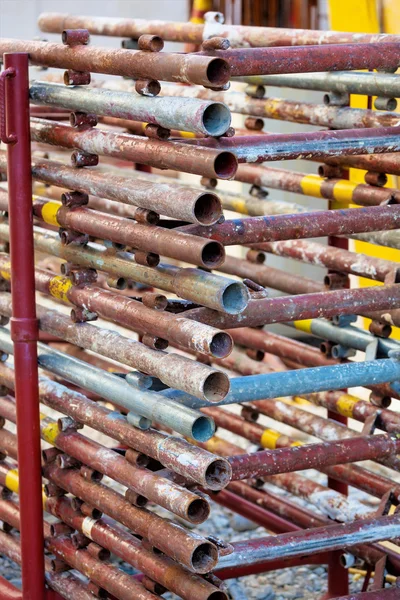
[2,53,45,599]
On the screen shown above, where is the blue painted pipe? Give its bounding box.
[162,358,400,409]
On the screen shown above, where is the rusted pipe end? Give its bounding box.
[201,241,225,269]
[221,282,249,314]
[209,331,233,359]
[207,591,228,600]
[204,457,232,491]
[203,371,230,403]
[213,152,238,180]
[187,496,211,524]
[191,414,215,442]
[202,103,231,137]
[206,58,231,88]
[194,192,222,226]
[190,541,219,574]
[137,34,164,53]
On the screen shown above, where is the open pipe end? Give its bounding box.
[187,496,211,524]
[206,58,231,87]
[203,371,230,403]
[214,151,238,180]
[205,458,232,491]
[202,102,232,137]
[191,415,215,442]
[222,282,250,314]
[191,541,219,574]
[208,592,229,600]
[201,241,225,269]
[210,331,233,359]
[194,192,222,226]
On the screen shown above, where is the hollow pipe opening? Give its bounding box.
[201,241,225,269]
[209,331,233,359]
[203,371,230,403]
[194,192,222,226]
[191,415,215,442]
[191,541,219,574]
[187,497,211,524]
[206,58,231,87]
[202,103,231,137]
[213,152,238,180]
[221,282,250,314]
[205,458,232,491]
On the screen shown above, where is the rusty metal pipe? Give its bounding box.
[218,512,400,568]
[29,195,225,269]
[0,362,231,489]
[30,118,237,179]
[29,81,231,137]
[183,204,400,245]
[0,222,248,314]
[229,435,400,480]
[181,126,400,163]
[0,327,216,442]
[0,152,224,226]
[0,38,231,87]
[0,292,230,402]
[0,255,233,358]
[234,71,400,98]
[44,496,227,600]
[37,13,400,47]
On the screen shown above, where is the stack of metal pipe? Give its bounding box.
[0,11,400,600]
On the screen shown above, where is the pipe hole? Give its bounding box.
[187,497,210,524]
[191,542,219,573]
[194,192,222,226]
[201,241,225,268]
[206,58,230,86]
[222,282,250,314]
[205,458,232,490]
[213,152,238,179]
[210,331,233,358]
[203,371,230,403]
[191,415,215,442]
[202,103,231,137]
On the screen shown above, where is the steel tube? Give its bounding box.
[314,153,400,176]
[182,126,400,163]
[0,255,233,358]
[0,222,248,314]
[183,205,400,245]
[260,239,399,283]
[0,396,209,524]
[235,164,397,207]
[217,513,400,567]
[162,357,400,408]
[233,71,400,98]
[42,462,219,573]
[0,38,230,87]
[44,496,226,600]
[29,81,231,137]
[160,84,400,131]
[0,292,230,402]
[0,327,215,442]
[0,362,231,489]
[203,43,400,76]
[229,435,400,480]
[3,52,45,600]
[30,118,237,179]
[352,229,400,250]
[37,14,400,47]
[0,152,224,226]
[29,195,225,269]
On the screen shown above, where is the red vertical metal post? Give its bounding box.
[2,53,45,599]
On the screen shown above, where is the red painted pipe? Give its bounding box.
[3,53,45,598]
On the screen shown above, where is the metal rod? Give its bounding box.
[2,52,45,600]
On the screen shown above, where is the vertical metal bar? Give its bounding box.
[4,52,45,599]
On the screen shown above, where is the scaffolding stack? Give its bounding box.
[0,11,400,600]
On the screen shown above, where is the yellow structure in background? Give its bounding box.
[329,0,400,337]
